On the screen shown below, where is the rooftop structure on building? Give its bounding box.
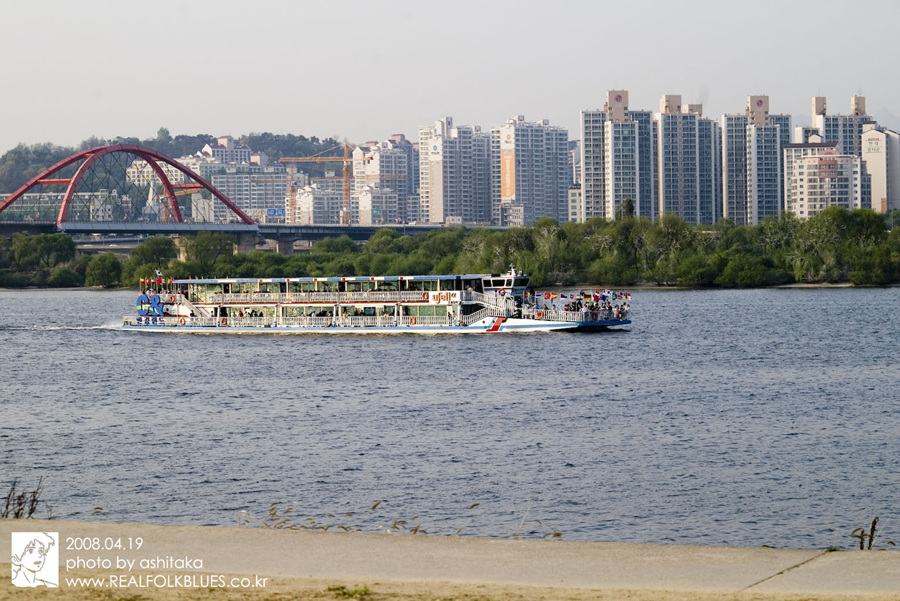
[811,96,873,157]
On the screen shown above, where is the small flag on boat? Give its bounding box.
[156,269,163,277]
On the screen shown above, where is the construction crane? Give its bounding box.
[150,183,203,222]
[279,142,369,225]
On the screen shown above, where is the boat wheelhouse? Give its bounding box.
[123,267,631,334]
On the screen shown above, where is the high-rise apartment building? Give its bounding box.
[697,114,723,224]
[861,123,900,213]
[353,138,413,224]
[358,183,399,225]
[201,135,252,164]
[567,184,582,223]
[569,141,581,188]
[652,96,722,225]
[294,184,344,225]
[490,115,570,226]
[126,135,287,222]
[788,149,864,218]
[721,96,791,225]
[811,96,872,157]
[419,117,491,224]
[209,152,288,222]
[580,90,656,222]
[654,96,700,224]
[783,137,839,215]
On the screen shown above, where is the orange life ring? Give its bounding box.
[178,317,186,325]
[535,310,544,319]
[421,292,429,301]
[409,317,417,325]
[220,318,227,326]
[168,295,175,303]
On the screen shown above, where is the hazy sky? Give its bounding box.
[2,0,898,155]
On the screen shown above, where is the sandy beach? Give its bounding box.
[3,520,899,600]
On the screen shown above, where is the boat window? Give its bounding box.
[514,277,529,288]
[377,281,397,291]
[259,282,279,294]
[194,284,223,302]
[346,281,376,292]
[234,282,256,294]
[463,279,483,293]
[318,281,339,292]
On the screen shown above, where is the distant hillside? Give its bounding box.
[0,129,343,194]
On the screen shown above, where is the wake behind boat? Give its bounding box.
[122,267,631,335]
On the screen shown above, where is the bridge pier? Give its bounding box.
[174,236,189,262]
[235,233,258,253]
[266,235,304,255]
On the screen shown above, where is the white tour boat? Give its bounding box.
[122,267,631,335]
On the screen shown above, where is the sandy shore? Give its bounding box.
[2,520,899,600]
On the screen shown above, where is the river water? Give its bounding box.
[1,287,898,549]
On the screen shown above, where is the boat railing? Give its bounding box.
[171,294,212,318]
[461,307,492,325]
[204,290,463,305]
[124,315,215,327]
[469,291,516,316]
[278,316,337,328]
[529,308,626,323]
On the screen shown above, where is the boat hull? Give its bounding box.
[120,316,630,335]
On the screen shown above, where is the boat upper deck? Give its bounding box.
[173,272,530,305]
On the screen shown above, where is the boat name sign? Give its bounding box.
[431,291,459,303]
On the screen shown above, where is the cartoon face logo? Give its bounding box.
[11,532,58,588]
[615,94,623,103]
[756,99,764,107]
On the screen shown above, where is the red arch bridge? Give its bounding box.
[0,144,445,251]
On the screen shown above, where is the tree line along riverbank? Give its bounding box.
[2,207,900,290]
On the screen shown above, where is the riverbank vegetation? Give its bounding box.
[3,207,900,289]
